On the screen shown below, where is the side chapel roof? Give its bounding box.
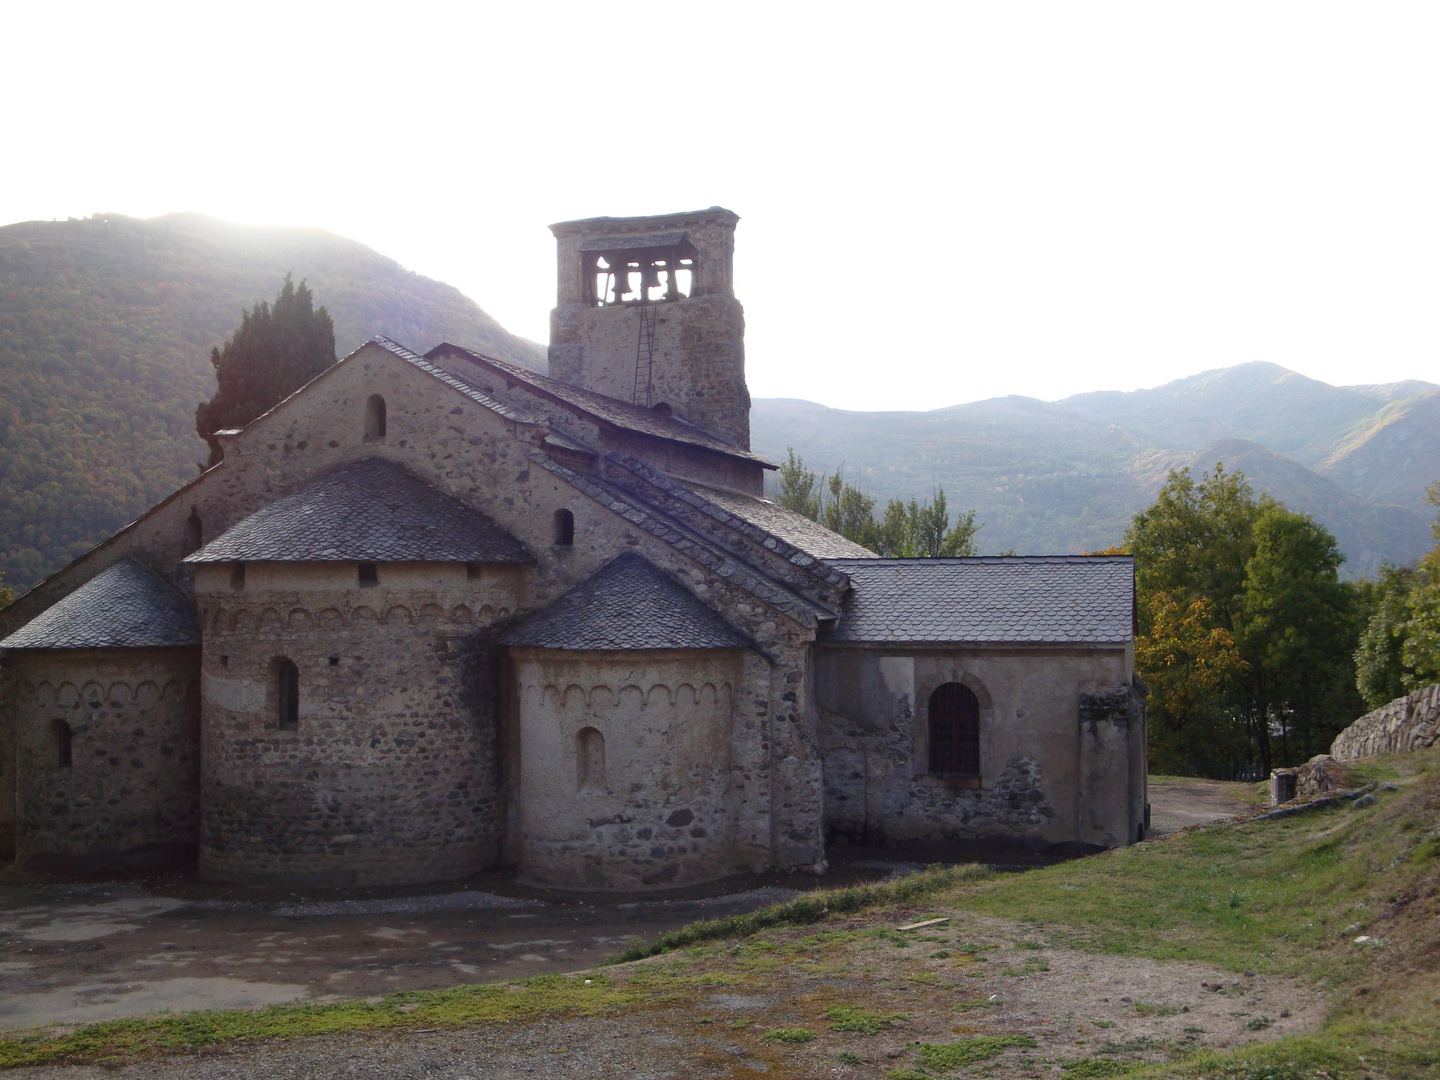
[823,556,1136,644]
[185,458,530,564]
[426,343,774,467]
[502,552,752,651]
[682,482,878,560]
[0,558,200,650]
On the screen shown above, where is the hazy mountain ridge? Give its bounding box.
[0,213,544,590]
[753,366,1439,577]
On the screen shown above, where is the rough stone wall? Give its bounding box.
[0,668,15,858]
[816,646,1138,847]
[549,295,750,449]
[1331,683,1440,761]
[511,648,753,889]
[195,561,523,887]
[6,647,200,870]
[1,342,827,884]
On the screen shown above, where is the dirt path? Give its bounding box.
[11,909,1326,1079]
[1147,775,1260,835]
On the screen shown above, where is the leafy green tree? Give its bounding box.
[1354,562,1420,708]
[1127,463,1366,776]
[774,451,982,556]
[776,448,822,520]
[1398,482,1440,689]
[821,470,880,550]
[195,275,336,464]
[1126,464,1263,633]
[874,490,979,557]
[1137,592,1249,775]
[0,570,11,610]
[1238,506,1362,766]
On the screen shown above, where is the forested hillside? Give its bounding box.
[0,213,544,591]
[753,365,1440,577]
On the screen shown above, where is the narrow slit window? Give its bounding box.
[230,563,246,590]
[184,510,203,554]
[928,682,980,777]
[53,720,73,768]
[276,658,299,730]
[358,562,379,587]
[577,727,605,793]
[554,508,574,546]
[365,394,387,441]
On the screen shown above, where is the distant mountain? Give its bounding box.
[753,365,1440,578]
[0,213,544,591]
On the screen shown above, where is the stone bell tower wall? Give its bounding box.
[548,208,750,449]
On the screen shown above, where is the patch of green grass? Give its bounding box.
[610,865,987,964]
[0,974,633,1070]
[1245,1016,1271,1031]
[929,950,951,958]
[764,1027,816,1043]
[836,1050,861,1065]
[887,1070,930,1080]
[917,1034,1038,1070]
[1063,1058,1142,1077]
[1132,1002,1179,1017]
[825,1004,907,1034]
[1093,1020,1116,1029]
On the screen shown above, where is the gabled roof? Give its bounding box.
[823,556,1135,644]
[185,458,530,564]
[0,558,200,650]
[427,343,774,467]
[502,552,751,651]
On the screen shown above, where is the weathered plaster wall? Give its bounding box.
[195,560,522,887]
[511,648,756,889]
[816,646,1141,848]
[6,648,199,870]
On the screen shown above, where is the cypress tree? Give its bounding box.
[195,275,336,464]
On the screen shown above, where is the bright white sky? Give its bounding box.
[4,2,1439,409]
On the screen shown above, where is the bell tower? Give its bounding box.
[548,207,750,449]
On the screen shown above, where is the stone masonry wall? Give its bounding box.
[511,648,750,890]
[1,343,826,883]
[7,647,200,870]
[195,561,523,887]
[817,646,1135,847]
[549,295,750,449]
[1331,683,1440,761]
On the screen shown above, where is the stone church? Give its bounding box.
[0,208,1147,890]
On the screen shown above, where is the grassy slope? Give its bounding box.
[0,213,544,592]
[3,751,1437,1078]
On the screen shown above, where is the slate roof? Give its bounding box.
[502,552,752,651]
[427,344,773,467]
[185,458,531,564]
[0,558,200,650]
[823,557,1135,644]
[683,483,878,561]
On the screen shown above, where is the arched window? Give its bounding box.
[554,508,575,546]
[52,720,73,768]
[651,402,673,418]
[577,727,605,792]
[184,509,203,554]
[364,394,387,441]
[928,682,980,776]
[230,563,246,590]
[275,658,299,730]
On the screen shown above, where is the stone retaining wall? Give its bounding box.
[1330,683,1440,762]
